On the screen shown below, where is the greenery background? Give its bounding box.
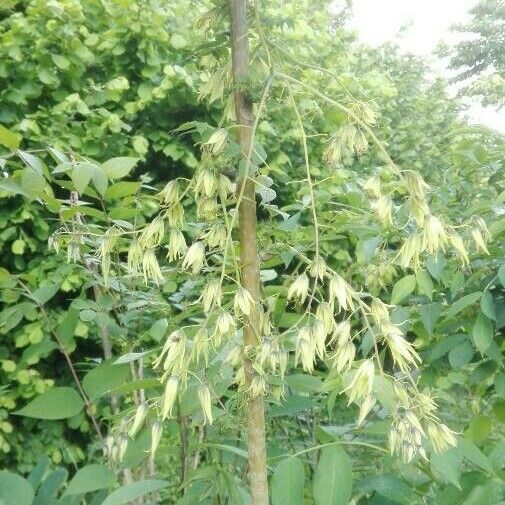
[0,0,504,504]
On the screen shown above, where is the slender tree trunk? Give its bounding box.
[229,2,269,504]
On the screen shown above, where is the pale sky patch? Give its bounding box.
[347,0,504,132]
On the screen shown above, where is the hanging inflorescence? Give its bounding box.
[45,38,498,465]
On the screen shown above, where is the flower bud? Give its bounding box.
[357,395,376,426]
[295,327,315,373]
[150,421,163,456]
[287,273,309,304]
[197,384,213,425]
[449,232,469,265]
[216,309,236,337]
[203,221,227,249]
[329,274,353,312]
[166,201,185,228]
[471,227,489,254]
[234,287,255,317]
[159,180,179,206]
[310,256,327,280]
[161,375,179,420]
[167,229,187,262]
[129,402,147,437]
[363,174,381,198]
[182,241,206,274]
[199,279,222,313]
[372,196,393,226]
[316,301,334,334]
[204,128,228,155]
[344,359,374,404]
[422,214,447,254]
[118,435,128,462]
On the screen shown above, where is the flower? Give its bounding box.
[329,274,354,312]
[150,421,163,456]
[234,287,255,317]
[129,402,147,437]
[161,375,179,420]
[199,279,222,313]
[295,326,315,373]
[310,256,327,279]
[287,273,310,304]
[449,232,470,265]
[159,180,179,206]
[197,384,213,425]
[167,229,187,261]
[363,174,381,198]
[422,214,447,254]
[182,241,206,273]
[344,359,374,404]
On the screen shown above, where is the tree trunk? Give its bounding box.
[228,1,269,504]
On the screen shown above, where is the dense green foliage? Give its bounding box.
[0,1,504,504]
[448,0,505,107]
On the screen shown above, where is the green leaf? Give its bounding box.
[104,181,142,200]
[109,378,160,395]
[465,416,492,445]
[102,157,139,179]
[101,480,168,505]
[11,239,25,255]
[0,179,29,197]
[119,428,151,469]
[270,396,314,417]
[0,471,34,505]
[14,386,83,419]
[356,236,381,264]
[82,362,130,401]
[113,350,153,365]
[498,265,505,289]
[445,292,482,320]
[31,282,60,304]
[0,124,21,149]
[495,372,505,398]
[27,457,50,489]
[391,275,416,304]
[170,33,187,49]
[448,341,474,368]
[18,151,44,173]
[64,464,116,496]
[286,374,323,393]
[416,269,434,300]
[459,439,494,474]
[37,467,67,500]
[356,474,414,503]
[313,446,352,505]
[480,292,496,320]
[472,311,494,354]
[92,166,108,196]
[272,458,305,505]
[71,162,95,194]
[149,319,168,342]
[21,169,46,199]
[427,253,446,281]
[419,302,443,337]
[431,447,463,488]
[51,54,70,69]
[461,481,502,505]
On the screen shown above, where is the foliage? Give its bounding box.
[448,0,505,107]
[0,457,167,505]
[0,0,504,504]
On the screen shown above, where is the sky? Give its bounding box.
[347,0,504,132]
